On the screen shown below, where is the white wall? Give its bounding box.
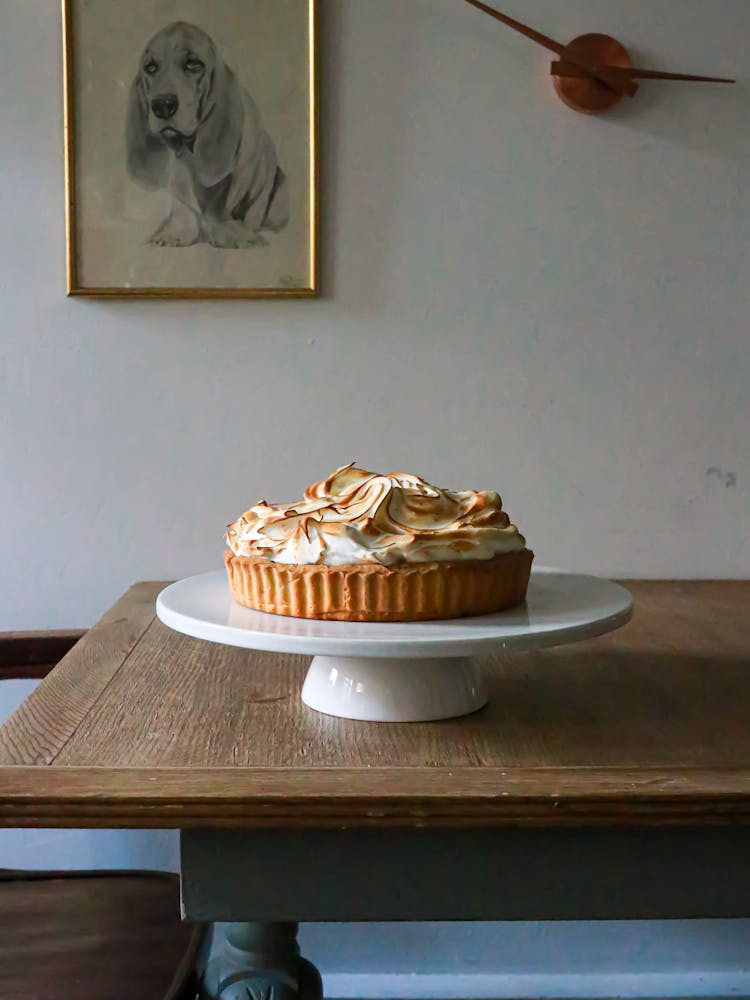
[1,1,749,996]
[1,0,748,630]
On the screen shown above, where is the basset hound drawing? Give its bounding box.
[126,21,288,249]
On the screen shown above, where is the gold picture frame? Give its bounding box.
[62,0,320,299]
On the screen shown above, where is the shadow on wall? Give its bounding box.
[607,42,749,164]
[319,0,423,311]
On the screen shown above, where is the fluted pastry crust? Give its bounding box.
[224,548,534,622]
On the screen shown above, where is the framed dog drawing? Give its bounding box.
[63,0,318,298]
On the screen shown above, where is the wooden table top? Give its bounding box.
[0,581,748,830]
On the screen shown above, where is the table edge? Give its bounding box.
[2,765,750,829]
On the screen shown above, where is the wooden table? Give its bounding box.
[1,581,749,999]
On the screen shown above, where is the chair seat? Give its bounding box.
[0,870,203,1000]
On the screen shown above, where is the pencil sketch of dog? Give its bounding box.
[126,21,289,248]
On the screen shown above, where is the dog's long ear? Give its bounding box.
[192,59,244,187]
[125,74,169,189]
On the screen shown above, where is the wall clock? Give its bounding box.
[465,0,735,114]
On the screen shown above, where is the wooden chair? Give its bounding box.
[0,630,205,1000]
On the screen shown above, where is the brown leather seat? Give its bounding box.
[0,870,204,1000]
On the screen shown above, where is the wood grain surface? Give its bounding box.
[0,580,748,829]
[0,583,161,766]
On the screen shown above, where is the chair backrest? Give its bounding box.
[0,630,86,681]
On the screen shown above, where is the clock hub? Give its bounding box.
[553,33,633,114]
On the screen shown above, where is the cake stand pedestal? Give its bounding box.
[157,568,632,723]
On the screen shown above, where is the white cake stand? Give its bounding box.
[156,568,632,722]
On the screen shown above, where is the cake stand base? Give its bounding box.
[300,655,488,722]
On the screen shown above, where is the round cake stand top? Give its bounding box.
[156,568,633,659]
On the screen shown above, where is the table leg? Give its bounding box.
[199,922,323,999]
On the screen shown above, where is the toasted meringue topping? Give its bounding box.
[226,464,527,567]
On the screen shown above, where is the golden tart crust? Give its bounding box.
[224,548,533,622]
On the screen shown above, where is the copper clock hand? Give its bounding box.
[551,62,735,84]
[463,0,637,97]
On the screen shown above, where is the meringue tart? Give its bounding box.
[224,464,533,622]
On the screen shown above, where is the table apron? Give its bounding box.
[180,826,750,923]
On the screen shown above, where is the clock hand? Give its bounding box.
[551,62,735,84]
[463,0,637,97]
